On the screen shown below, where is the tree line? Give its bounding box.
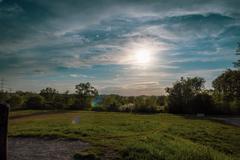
[0,43,239,115]
[0,84,166,113]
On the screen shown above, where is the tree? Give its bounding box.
[8,94,23,109]
[40,87,58,102]
[189,93,214,114]
[0,91,10,103]
[75,82,98,109]
[133,96,158,113]
[233,42,240,69]
[212,69,240,101]
[53,91,75,109]
[212,69,240,114]
[26,95,45,109]
[75,82,98,97]
[102,95,122,112]
[62,90,75,108]
[165,77,206,113]
[157,96,167,106]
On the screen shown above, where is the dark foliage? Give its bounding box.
[74,82,98,109]
[212,69,240,101]
[212,69,240,114]
[40,87,58,102]
[7,94,23,109]
[25,95,45,109]
[165,77,206,114]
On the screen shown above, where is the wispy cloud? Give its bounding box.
[0,0,240,95]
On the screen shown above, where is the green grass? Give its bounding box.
[9,111,240,160]
[10,110,55,118]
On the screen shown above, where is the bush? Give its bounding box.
[25,95,45,109]
[99,95,123,112]
[73,97,92,110]
[211,97,240,115]
[106,101,121,112]
[133,97,158,113]
[91,106,106,112]
[44,101,66,110]
[119,103,135,112]
[133,105,158,113]
[7,94,24,109]
[229,99,240,114]
[0,91,10,103]
[189,93,214,114]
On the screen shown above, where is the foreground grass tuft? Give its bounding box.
[121,134,233,160]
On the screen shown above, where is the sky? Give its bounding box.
[0,0,240,95]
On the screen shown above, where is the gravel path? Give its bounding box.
[8,137,90,160]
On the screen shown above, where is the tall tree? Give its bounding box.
[165,77,205,113]
[75,82,98,109]
[40,87,58,102]
[212,69,240,101]
[75,82,98,97]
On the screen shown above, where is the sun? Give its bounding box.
[134,49,151,64]
[123,41,159,66]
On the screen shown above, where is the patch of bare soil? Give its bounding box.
[8,137,90,160]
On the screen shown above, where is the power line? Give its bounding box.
[0,79,14,93]
[0,78,5,92]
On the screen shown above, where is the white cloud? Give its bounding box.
[69,74,78,78]
[69,74,94,79]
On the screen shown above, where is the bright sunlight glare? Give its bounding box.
[123,40,162,67]
[134,48,152,65]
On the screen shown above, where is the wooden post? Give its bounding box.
[0,103,9,160]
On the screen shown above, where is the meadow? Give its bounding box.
[9,110,240,160]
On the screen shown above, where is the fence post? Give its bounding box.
[0,103,9,160]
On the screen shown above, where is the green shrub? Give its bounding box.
[189,93,215,114]
[0,91,10,103]
[106,101,121,112]
[91,106,106,112]
[8,94,24,109]
[119,103,135,112]
[229,99,240,114]
[133,96,158,113]
[25,95,45,109]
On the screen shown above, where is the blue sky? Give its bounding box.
[0,0,240,95]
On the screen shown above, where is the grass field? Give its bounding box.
[9,110,240,160]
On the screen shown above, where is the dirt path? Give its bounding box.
[210,117,240,127]
[8,137,90,160]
